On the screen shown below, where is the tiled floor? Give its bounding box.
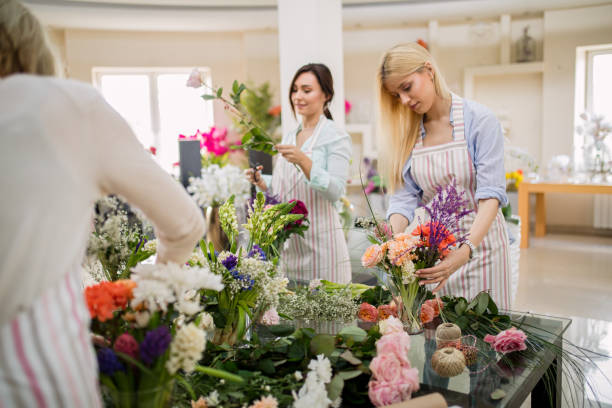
[514,233,612,408]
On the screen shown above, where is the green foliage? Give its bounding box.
[232,81,282,144]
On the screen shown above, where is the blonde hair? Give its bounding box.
[0,0,56,77]
[376,43,450,192]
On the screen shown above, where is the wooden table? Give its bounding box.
[518,181,612,248]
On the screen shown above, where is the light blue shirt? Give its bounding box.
[269,116,352,203]
[387,98,508,222]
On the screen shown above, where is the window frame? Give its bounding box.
[92,67,214,169]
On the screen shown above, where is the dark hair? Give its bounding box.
[289,63,334,120]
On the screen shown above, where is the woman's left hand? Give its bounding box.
[275,144,309,166]
[416,245,471,294]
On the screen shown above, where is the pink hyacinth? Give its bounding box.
[113,332,139,360]
[484,327,527,354]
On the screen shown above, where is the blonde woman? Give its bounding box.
[0,1,205,406]
[378,43,511,309]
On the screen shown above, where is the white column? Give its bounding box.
[277,0,345,136]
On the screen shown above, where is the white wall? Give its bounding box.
[542,4,612,227]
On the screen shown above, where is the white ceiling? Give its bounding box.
[23,0,612,32]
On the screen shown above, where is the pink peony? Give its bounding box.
[368,379,415,407]
[370,354,406,384]
[484,327,527,354]
[186,68,204,88]
[113,332,139,360]
[376,332,411,365]
[260,308,280,326]
[358,302,378,322]
[378,316,404,335]
[361,244,384,268]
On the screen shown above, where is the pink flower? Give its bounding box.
[368,376,417,407]
[484,327,527,354]
[248,395,278,408]
[370,354,405,383]
[186,68,203,88]
[288,199,308,227]
[358,302,378,322]
[113,332,139,360]
[361,244,384,268]
[345,99,352,115]
[419,303,435,324]
[423,298,443,317]
[378,316,404,335]
[149,146,157,155]
[376,332,410,365]
[191,396,207,408]
[377,304,397,320]
[259,308,280,326]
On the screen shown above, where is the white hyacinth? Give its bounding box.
[165,323,206,374]
[293,355,333,408]
[401,260,417,284]
[131,262,223,314]
[186,164,250,208]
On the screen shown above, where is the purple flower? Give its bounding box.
[248,193,281,210]
[221,253,238,271]
[140,326,172,365]
[97,347,124,376]
[230,269,254,291]
[248,245,266,261]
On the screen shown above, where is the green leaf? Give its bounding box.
[195,365,245,383]
[216,87,223,97]
[337,370,363,381]
[258,359,275,375]
[232,80,239,95]
[339,326,368,343]
[455,298,468,316]
[310,334,336,357]
[490,389,507,400]
[488,296,499,315]
[267,324,295,337]
[475,292,490,316]
[201,94,216,100]
[176,375,196,400]
[366,235,380,245]
[340,350,362,365]
[327,375,344,401]
[287,341,305,361]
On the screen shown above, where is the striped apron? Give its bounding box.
[271,117,352,285]
[410,94,511,310]
[0,264,102,408]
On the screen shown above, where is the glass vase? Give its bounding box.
[102,379,175,408]
[386,274,428,335]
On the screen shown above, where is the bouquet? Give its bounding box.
[359,180,472,334]
[85,262,241,407]
[86,196,156,282]
[505,169,524,192]
[186,164,250,208]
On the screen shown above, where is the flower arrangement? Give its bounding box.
[368,317,420,407]
[277,283,359,325]
[86,196,156,282]
[85,262,240,407]
[186,164,250,208]
[359,180,472,334]
[576,111,611,175]
[505,169,524,192]
[187,69,277,156]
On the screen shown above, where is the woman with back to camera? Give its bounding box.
[378,43,512,309]
[0,1,205,405]
[245,63,352,285]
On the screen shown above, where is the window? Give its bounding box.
[574,45,612,169]
[93,67,214,172]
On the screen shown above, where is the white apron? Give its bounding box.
[271,117,352,285]
[0,264,102,408]
[410,94,512,310]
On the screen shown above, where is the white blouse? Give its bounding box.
[0,74,205,326]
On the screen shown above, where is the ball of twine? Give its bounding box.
[431,347,466,377]
[435,322,462,348]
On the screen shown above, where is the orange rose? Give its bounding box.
[361,244,384,268]
[377,304,398,320]
[423,298,444,317]
[420,303,435,324]
[358,302,378,322]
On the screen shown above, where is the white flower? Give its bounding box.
[401,261,416,284]
[294,371,303,381]
[134,311,151,328]
[379,316,404,335]
[186,68,204,88]
[187,164,250,208]
[198,311,215,331]
[165,323,206,374]
[308,354,332,384]
[144,239,157,253]
[331,397,342,408]
[205,390,220,406]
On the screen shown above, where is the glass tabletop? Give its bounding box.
[406,311,572,407]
